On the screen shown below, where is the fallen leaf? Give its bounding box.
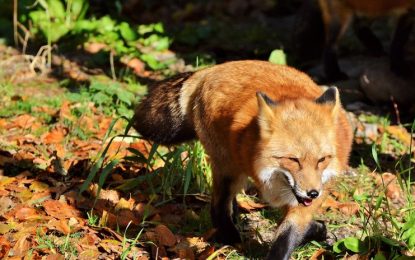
[89,184,120,204]
[78,249,101,259]
[84,42,108,53]
[47,218,71,234]
[321,196,339,209]
[338,202,360,216]
[42,126,67,144]
[310,248,326,260]
[386,125,412,146]
[59,101,74,121]
[237,198,266,211]
[134,203,156,219]
[121,57,145,75]
[79,233,100,248]
[116,209,141,227]
[30,181,49,192]
[10,114,37,129]
[99,239,122,254]
[154,224,177,247]
[0,196,15,216]
[198,245,216,260]
[12,234,31,256]
[15,207,39,221]
[0,236,11,258]
[43,200,81,219]
[44,254,65,260]
[115,197,135,211]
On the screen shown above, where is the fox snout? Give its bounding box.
[282,170,322,207]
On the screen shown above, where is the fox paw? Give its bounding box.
[303,220,327,244]
[212,226,242,246]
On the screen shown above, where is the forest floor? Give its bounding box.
[1,2,415,259]
[0,41,414,259]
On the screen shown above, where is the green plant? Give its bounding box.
[87,211,99,226]
[28,0,89,43]
[332,121,415,258]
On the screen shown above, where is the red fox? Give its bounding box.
[318,0,414,81]
[133,60,353,259]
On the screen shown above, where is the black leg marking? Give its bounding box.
[302,220,327,244]
[266,226,299,260]
[390,11,414,77]
[211,177,241,245]
[232,198,239,224]
[353,19,384,56]
[323,18,349,81]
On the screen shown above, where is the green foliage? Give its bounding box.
[124,141,212,199]
[268,49,287,65]
[28,0,89,42]
[12,0,173,70]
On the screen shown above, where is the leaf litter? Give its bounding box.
[0,43,414,259]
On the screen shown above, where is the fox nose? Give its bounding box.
[307,190,319,199]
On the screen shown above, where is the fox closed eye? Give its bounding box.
[317,155,332,168]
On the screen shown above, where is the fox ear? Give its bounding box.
[256,92,277,138]
[315,87,340,115]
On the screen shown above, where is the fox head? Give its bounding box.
[254,87,341,207]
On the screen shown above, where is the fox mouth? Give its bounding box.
[279,170,315,207]
[294,194,313,207]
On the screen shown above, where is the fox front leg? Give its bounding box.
[266,200,326,259]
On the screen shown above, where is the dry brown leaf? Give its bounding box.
[154,224,177,247]
[0,118,7,129]
[59,101,74,121]
[42,126,67,144]
[198,245,216,260]
[89,184,120,204]
[178,247,195,260]
[0,196,15,216]
[29,191,51,202]
[79,233,100,248]
[115,197,135,211]
[116,209,141,227]
[237,199,266,211]
[322,196,339,209]
[78,249,101,259]
[375,172,396,186]
[10,114,37,129]
[29,181,49,192]
[0,236,11,259]
[43,200,81,219]
[44,254,65,260]
[134,203,156,219]
[385,125,412,146]
[99,239,122,254]
[338,202,360,216]
[0,176,15,188]
[47,218,71,234]
[310,248,326,260]
[121,57,145,75]
[15,207,39,221]
[12,234,31,256]
[84,42,108,53]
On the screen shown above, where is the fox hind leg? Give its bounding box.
[390,10,414,77]
[210,169,244,245]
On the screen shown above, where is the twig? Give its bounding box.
[13,0,18,47]
[390,95,401,125]
[110,50,117,81]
